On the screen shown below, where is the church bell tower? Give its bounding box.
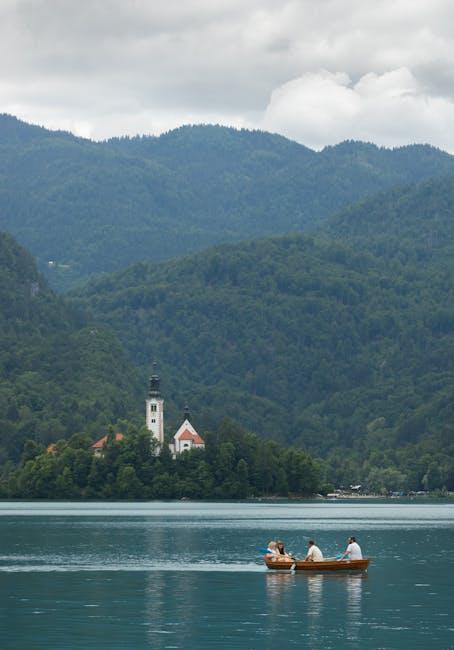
[145,363,164,448]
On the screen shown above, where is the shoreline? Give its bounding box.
[0,494,453,504]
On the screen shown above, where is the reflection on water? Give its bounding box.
[265,570,296,598]
[305,573,324,643]
[1,504,454,649]
[145,571,165,636]
[264,569,366,647]
[306,573,324,617]
[345,573,365,644]
[145,571,197,646]
[346,573,365,616]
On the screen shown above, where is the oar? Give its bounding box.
[256,547,271,555]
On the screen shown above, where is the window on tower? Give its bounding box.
[151,404,157,412]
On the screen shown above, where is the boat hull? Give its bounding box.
[264,558,370,571]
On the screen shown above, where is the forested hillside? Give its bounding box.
[326,175,454,271]
[1,115,453,493]
[73,228,454,491]
[2,114,454,289]
[0,232,142,465]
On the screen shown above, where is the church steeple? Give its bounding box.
[148,362,161,398]
[145,361,164,449]
[183,403,190,422]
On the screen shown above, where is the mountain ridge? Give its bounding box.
[2,114,454,290]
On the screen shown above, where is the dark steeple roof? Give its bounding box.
[148,362,161,398]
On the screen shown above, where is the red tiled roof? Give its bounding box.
[177,429,205,445]
[92,433,124,449]
[179,429,195,441]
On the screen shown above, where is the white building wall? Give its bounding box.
[173,419,199,454]
[146,397,164,446]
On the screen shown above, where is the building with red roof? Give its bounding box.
[169,405,205,456]
[145,365,205,456]
[91,432,124,457]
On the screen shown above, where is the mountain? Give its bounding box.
[2,114,454,289]
[72,231,454,490]
[325,175,454,272]
[0,231,142,464]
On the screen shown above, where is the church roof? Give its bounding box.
[175,424,205,446]
[92,433,124,449]
[179,429,195,441]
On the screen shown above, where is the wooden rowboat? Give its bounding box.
[264,557,370,571]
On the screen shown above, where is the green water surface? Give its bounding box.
[0,501,453,649]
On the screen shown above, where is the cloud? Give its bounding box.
[1,1,454,148]
[262,67,454,149]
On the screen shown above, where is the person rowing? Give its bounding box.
[339,536,363,560]
[304,539,324,562]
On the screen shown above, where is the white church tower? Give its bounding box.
[145,363,164,448]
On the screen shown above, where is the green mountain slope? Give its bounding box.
[326,175,454,271]
[72,231,454,489]
[0,232,142,463]
[2,114,454,289]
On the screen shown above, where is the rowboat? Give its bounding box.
[264,557,370,571]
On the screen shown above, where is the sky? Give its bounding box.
[1,0,454,150]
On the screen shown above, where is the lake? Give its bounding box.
[0,501,453,649]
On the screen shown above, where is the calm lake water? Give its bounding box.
[0,500,453,649]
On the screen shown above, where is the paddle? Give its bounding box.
[256,547,271,555]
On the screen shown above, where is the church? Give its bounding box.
[145,365,205,456]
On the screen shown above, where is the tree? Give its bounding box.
[55,466,78,498]
[116,465,144,499]
[236,458,249,498]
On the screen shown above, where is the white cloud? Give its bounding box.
[1,1,454,148]
[262,71,360,149]
[263,67,454,150]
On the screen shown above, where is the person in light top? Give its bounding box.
[266,540,294,561]
[304,540,324,562]
[340,536,363,560]
[276,540,295,561]
[265,541,279,558]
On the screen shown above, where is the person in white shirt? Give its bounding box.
[304,540,324,562]
[341,536,362,560]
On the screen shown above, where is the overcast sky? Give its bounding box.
[2,0,454,149]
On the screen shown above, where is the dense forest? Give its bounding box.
[326,175,454,272]
[2,114,454,289]
[73,224,454,491]
[0,230,324,498]
[2,420,322,499]
[0,114,453,496]
[0,232,142,468]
